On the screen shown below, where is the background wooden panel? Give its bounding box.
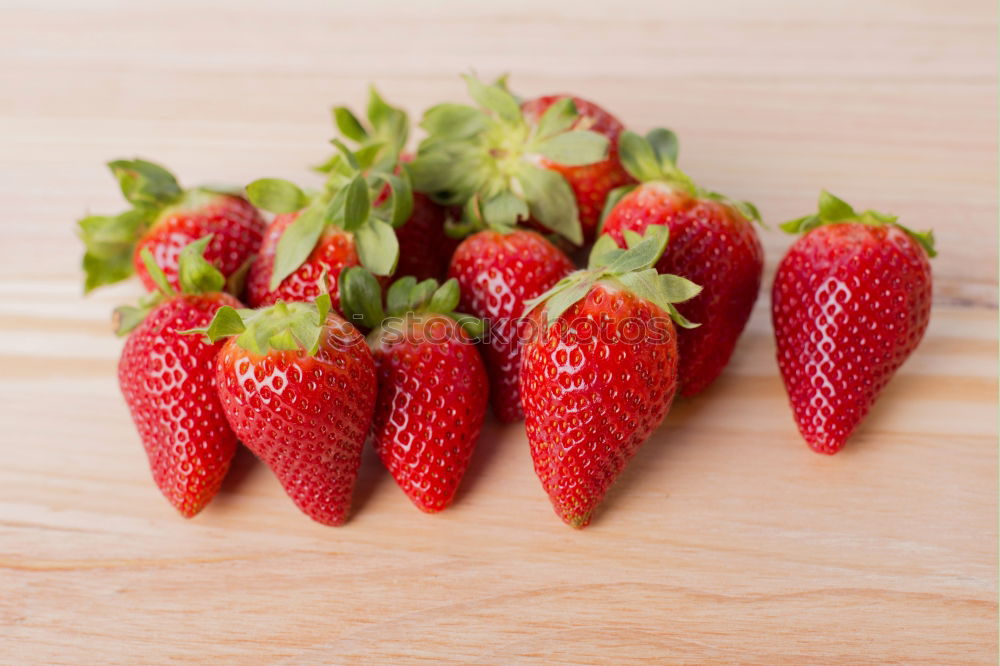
[0,0,996,663]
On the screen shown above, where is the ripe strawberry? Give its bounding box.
[193,286,377,525]
[773,191,935,454]
[244,141,412,310]
[322,88,457,281]
[521,94,635,241]
[447,229,575,422]
[411,74,614,247]
[341,269,488,512]
[116,236,242,517]
[520,226,700,528]
[601,129,764,397]
[246,212,362,311]
[79,159,265,293]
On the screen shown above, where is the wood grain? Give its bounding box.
[0,0,996,663]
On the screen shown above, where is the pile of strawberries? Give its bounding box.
[78,76,936,529]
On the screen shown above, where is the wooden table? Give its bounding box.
[2,1,996,662]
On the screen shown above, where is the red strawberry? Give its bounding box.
[411,75,615,247]
[79,159,265,293]
[447,229,574,422]
[195,287,377,525]
[324,89,458,281]
[520,227,700,528]
[601,129,764,397]
[243,142,412,310]
[773,191,935,454]
[341,270,488,512]
[521,95,635,242]
[246,212,363,311]
[116,236,242,517]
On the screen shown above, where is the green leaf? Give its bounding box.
[333,107,368,143]
[482,192,529,229]
[329,138,361,171]
[427,278,460,313]
[603,225,669,274]
[196,305,247,342]
[463,74,522,124]
[534,130,609,166]
[617,131,663,182]
[646,128,679,165]
[534,97,578,139]
[246,178,309,214]
[588,234,625,269]
[342,175,371,231]
[339,266,385,330]
[107,158,182,207]
[666,303,700,329]
[78,209,149,292]
[354,218,399,276]
[269,205,327,290]
[113,304,150,337]
[177,235,225,295]
[780,213,820,234]
[896,225,937,258]
[386,276,416,315]
[420,103,489,141]
[372,171,414,228]
[367,86,409,151]
[658,273,702,302]
[408,279,437,310]
[734,199,762,223]
[314,269,332,327]
[139,247,175,296]
[449,312,485,339]
[516,165,583,245]
[817,190,855,221]
[542,277,592,327]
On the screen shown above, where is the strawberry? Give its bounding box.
[773,191,935,454]
[192,284,377,526]
[116,236,242,517]
[410,74,614,247]
[78,159,265,293]
[520,226,700,528]
[447,229,575,422]
[341,269,488,512]
[521,94,635,242]
[323,88,457,281]
[244,141,412,311]
[600,129,764,397]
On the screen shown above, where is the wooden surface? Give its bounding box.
[1,0,997,663]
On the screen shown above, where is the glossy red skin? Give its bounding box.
[772,223,932,454]
[394,193,459,281]
[135,193,264,293]
[522,95,636,242]
[520,283,679,528]
[602,182,764,396]
[118,292,242,518]
[370,314,488,512]
[447,229,575,422]
[214,315,377,525]
[246,212,361,314]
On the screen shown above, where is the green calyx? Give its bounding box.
[114,235,225,336]
[339,266,484,340]
[318,86,410,174]
[409,74,611,245]
[78,159,185,292]
[613,129,762,226]
[781,190,936,258]
[523,225,702,328]
[246,143,412,290]
[186,276,333,356]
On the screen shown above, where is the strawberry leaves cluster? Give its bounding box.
[77,73,939,530]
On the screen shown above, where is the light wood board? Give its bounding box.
[1,0,996,663]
